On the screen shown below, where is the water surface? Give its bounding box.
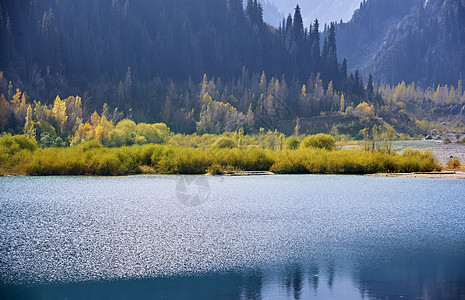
[1,175,464,299]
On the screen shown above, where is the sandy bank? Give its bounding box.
[207,171,275,176]
[369,171,465,179]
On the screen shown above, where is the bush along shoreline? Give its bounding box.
[0,134,441,176]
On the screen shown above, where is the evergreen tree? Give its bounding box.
[366,73,374,101]
[292,5,304,47]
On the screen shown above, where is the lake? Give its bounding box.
[1,175,465,299]
[392,140,465,164]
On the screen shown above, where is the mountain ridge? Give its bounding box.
[336,0,465,86]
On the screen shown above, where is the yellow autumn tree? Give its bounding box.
[94,124,104,142]
[326,81,334,96]
[82,122,94,141]
[90,111,100,127]
[10,88,27,123]
[18,92,28,123]
[10,88,21,107]
[99,115,114,145]
[24,105,36,139]
[52,95,68,134]
[0,94,10,130]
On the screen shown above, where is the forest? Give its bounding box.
[0,0,381,128]
[1,0,464,138]
[1,69,464,146]
[0,0,464,177]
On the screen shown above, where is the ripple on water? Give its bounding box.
[0,175,465,285]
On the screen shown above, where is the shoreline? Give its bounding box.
[3,171,465,179]
[368,171,465,179]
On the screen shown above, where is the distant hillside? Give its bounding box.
[336,0,465,86]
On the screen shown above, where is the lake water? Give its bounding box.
[1,175,465,299]
[392,140,465,164]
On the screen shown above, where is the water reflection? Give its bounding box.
[352,254,465,300]
[283,265,303,299]
[309,263,319,293]
[1,175,465,299]
[3,256,464,299]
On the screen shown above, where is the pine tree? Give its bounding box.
[292,5,304,47]
[310,19,320,72]
[285,14,293,50]
[366,73,374,100]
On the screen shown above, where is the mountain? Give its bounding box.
[335,0,465,86]
[267,0,360,26]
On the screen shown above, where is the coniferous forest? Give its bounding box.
[0,0,464,146]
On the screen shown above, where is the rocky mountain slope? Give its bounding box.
[336,0,465,86]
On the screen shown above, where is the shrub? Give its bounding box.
[285,136,300,150]
[239,149,274,171]
[213,137,236,149]
[301,134,335,150]
[156,147,213,174]
[207,163,223,175]
[0,134,37,154]
[0,133,442,176]
[447,157,461,169]
[78,140,103,151]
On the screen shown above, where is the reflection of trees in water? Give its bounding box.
[281,259,338,299]
[309,263,320,293]
[351,256,465,299]
[6,256,465,299]
[326,260,336,290]
[284,264,303,299]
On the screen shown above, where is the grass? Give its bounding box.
[0,134,441,176]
